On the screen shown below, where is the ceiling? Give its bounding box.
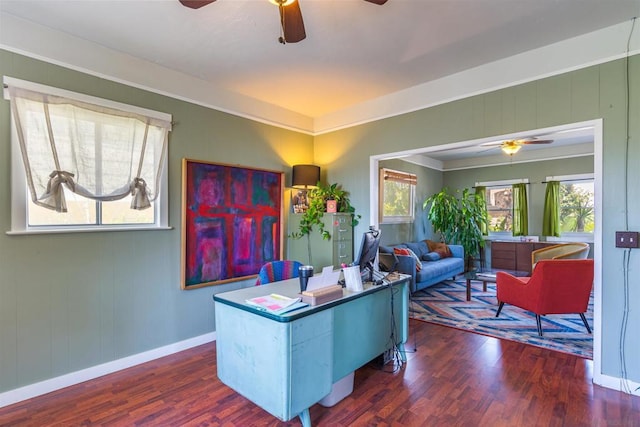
[0,0,637,165]
[1,0,638,120]
[401,125,597,170]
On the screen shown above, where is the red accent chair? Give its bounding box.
[495,259,594,336]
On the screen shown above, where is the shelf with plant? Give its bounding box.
[290,182,361,264]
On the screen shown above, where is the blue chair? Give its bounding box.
[255,260,303,285]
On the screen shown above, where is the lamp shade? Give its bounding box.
[292,164,320,188]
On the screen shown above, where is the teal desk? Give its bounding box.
[213,275,409,427]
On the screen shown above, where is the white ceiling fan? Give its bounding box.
[481,138,554,156]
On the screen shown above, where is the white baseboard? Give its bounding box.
[0,332,216,409]
[594,372,640,397]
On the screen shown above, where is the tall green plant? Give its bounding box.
[423,187,487,261]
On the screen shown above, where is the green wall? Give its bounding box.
[444,156,594,237]
[0,50,313,393]
[1,48,638,396]
[378,156,594,245]
[315,56,640,382]
[378,159,443,245]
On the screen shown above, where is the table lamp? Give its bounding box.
[291,164,320,213]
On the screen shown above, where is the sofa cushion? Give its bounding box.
[394,247,422,271]
[426,240,452,258]
[422,252,441,261]
[416,256,464,283]
[404,241,430,259]
[379,245,395,254]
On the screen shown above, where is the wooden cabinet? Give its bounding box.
[490,241,556,273]
[288,213,354,270]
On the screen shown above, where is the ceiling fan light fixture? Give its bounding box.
[501,141,522,155]
[269,0,296,6]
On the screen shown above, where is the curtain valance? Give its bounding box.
[382,168,417,185]
[8,85,171,212]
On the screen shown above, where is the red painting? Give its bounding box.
[181,159,284,289]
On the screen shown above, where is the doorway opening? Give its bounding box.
[369,119,602,374]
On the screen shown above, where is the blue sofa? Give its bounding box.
[379,240,464,293]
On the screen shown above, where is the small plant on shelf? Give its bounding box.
[290,182,360,264]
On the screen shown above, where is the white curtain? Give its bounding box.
[8,86,171,212]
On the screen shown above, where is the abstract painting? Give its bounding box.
[181,159,284,289]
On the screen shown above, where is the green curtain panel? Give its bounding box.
[542,180,561,237]
[475,186,488,235]
[512,183,528,236]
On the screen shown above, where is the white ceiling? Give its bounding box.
[2,0,638,119]
[0,0,638,164]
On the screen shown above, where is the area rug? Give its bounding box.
[410,279,593,359]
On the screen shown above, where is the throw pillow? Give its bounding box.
[393,247,422,271]
[405,241,429,259]
[425,239,452,258]
[422,252,441,262]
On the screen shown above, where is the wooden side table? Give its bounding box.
[464,269,528,301]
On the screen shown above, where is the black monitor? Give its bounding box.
[355,227,382,283]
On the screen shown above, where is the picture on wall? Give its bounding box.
[181,159,284,289]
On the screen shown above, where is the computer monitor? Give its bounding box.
[355,227,382,283]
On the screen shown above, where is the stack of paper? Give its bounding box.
[246,294,307,314]
[306,265,341,291]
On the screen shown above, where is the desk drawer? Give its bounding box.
[334,241,352,262]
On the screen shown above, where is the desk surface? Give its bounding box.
[214,275,408,322]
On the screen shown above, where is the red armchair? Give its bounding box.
[495,259,594,336]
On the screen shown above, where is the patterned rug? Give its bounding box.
[410,279,593,359]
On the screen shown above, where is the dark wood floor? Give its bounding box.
[1,320,639,426]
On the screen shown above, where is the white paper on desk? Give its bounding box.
[306,265,341,291]
[343,265,363,292]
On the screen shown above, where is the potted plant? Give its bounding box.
[422,187,487,271]
[290,182,360,264]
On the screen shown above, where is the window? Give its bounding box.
[5,77,172,233]
[379,168,416,223]
[478,179,529,234]
[486,186,513,232]
[553,174,595,235]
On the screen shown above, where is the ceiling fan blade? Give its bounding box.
[179,0,216,9]
[279,1,306,43]
[522,139,554,145]
[480,140,505,147]
[364,0,389,4]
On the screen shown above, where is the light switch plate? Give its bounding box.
[615,231,639,248]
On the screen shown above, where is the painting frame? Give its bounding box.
[181,158,284,290]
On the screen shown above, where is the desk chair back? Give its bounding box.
[255,260,303,285]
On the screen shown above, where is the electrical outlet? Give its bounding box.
[615,231,639,248]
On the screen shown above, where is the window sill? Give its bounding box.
[484,234,594,244]
[6,226,173,235]
[547,235,594,244]
[380,219,415,225]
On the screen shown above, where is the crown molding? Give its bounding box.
[0,13,315,135]
[2,13,638,136]
[313,20,640,134]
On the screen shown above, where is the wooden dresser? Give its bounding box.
[490,240,557,274]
